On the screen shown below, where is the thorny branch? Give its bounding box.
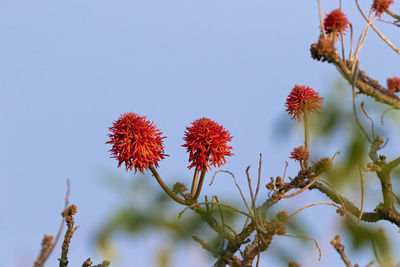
[310,41,400,109]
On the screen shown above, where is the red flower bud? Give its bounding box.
[285,85,323,121]
[107,112,167,173]
[182,118,233,171]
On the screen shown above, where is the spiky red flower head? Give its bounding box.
[372,0,394,17]
[324,9,350,36]
[289,146,310,162]
[285,85,324,121]
[182,117,233,171]
[387,76,400,95]
[107,112,167,173]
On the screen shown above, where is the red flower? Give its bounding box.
[285,85,324,121]
[107,112,167,173]
[290,146,309,162]
[324,9,350,37]
[182,117,233,171]
[372,0,393,17]
[387,77,400,95]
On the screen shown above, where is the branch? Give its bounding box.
[310,182,400,226]
[59,205,79,267]
[190,204,236,243]
[386,9,400,21]
[149,165,186,205]
[213,223,255,267]
[331,235,355,267]
[239,218,286,267]
[33,235,53,267]
[34,179,71,267]
[310,42,400,109]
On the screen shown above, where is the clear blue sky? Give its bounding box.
[1,0,399,266]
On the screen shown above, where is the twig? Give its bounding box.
[355,0,400,54]
[320,179,347,211]
[283,234,321,261]
[351,8,373,64]
[351,61,372,143]
[310,181,400,226]
[254,154,263,204]
[380,107,394,125]
[212,170,254,217]
[283,175,321,199]
[358,165,366,224]
[178,201,251,219]
[310,42,400,108]
[340,32,345,61]
[282,161,289,182]
[59,204,79,267]
[214,196,226,248]
[360,102,375,139]
[33,235,54,267]
[349,23,354,60]
[331,235,354,267]
[288,202,341,220]
[246,166,256,210]
[385,9,400,21]
[316,0,326,38]
[34,179,71,267]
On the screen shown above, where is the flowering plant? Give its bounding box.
[99,2,400,265]
[32,1,400,266]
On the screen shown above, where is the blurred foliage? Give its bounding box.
[96,173,238,264]
[98,80,400,266]
[275,79,400,265]
[345,221,394,267]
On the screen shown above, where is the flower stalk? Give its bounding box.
[190,167,200,197]
[304,110,310,168]
[193,171,206,200]
[149,164,186,205]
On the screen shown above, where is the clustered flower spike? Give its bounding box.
[387,77,400,95]
[107,112,167,173]
[372,0,394,17]
[324,9,350,37]
[289,146,310,162]
[285,85,324,121]
[182,117,233,171]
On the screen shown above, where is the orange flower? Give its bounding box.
[182,117,233,171]
[387,76,400,95]
[285,85,323,121]
[107,112,167,173]
[372,0,393,17]
[290,146,309,162]
[324,9,350,37]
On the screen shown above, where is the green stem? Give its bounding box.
[180,202,251,218]
[304,110,310,168]
[190,167,200,197]
[149,164,186,205]
[378,171,394,211]
[194,171,206,200]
